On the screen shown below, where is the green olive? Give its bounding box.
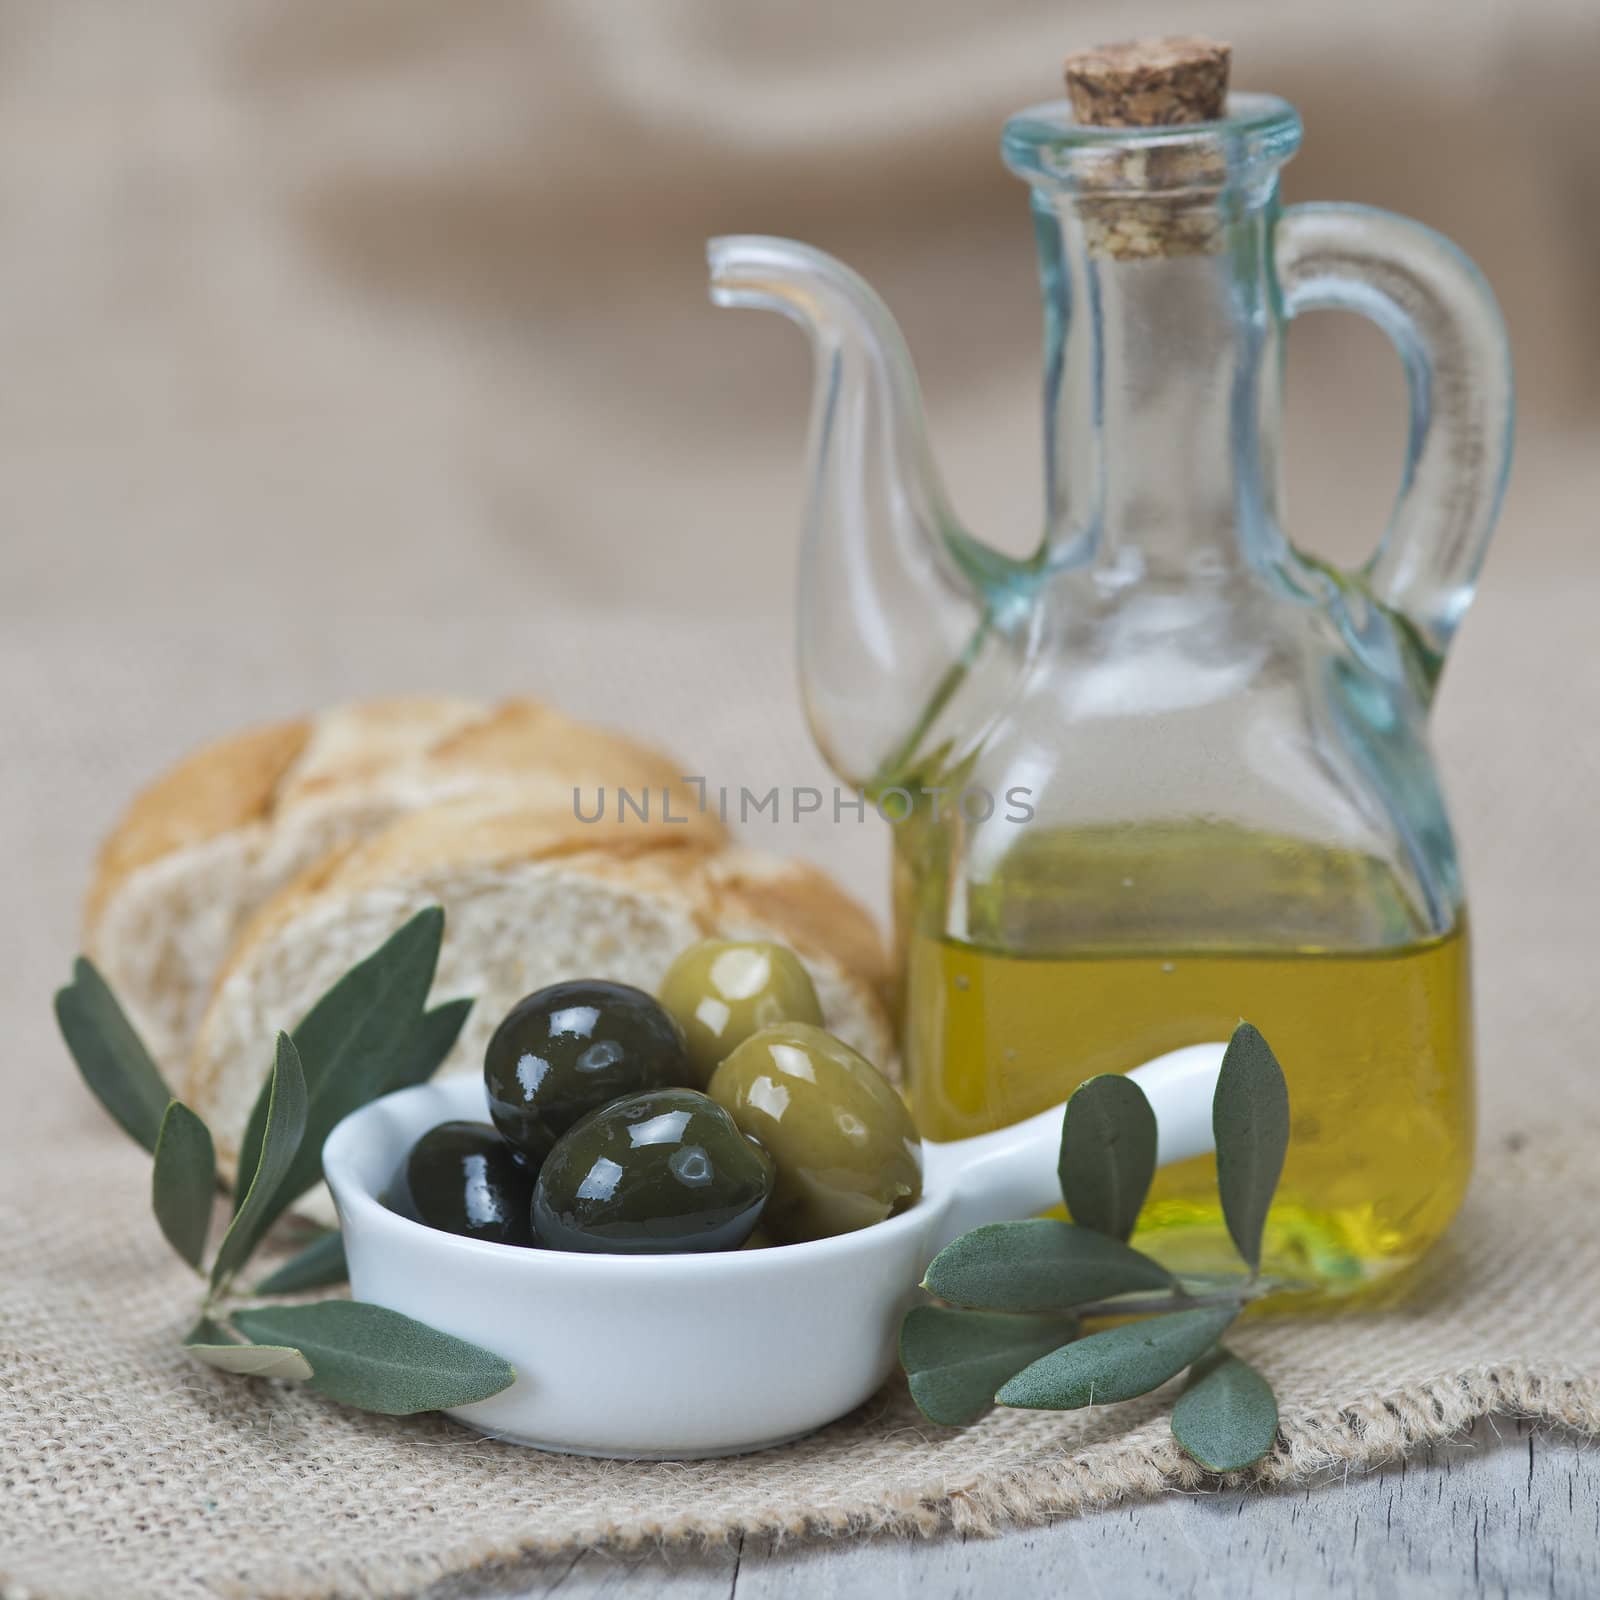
[531,1089,775,1254]
[484,980,689,1165]
[708,1022,922,1243]
[388,1120,536,1247]
[657,939,824,1086]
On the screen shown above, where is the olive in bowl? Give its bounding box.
[708,1023,922,1243]
[658,939,824,1085]
[532,1089,774,1254]
[484,980,689,1165]
[388,1120,536,1247]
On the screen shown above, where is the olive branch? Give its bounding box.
[899,1024,1290,1472]
[54,909,516,1415]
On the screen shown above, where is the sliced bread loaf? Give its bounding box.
[84,696,722,1068]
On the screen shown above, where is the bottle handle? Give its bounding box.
[1275,203,1514,692]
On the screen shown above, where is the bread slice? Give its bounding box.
[188,803,894,1221]
[84,696,723,1071]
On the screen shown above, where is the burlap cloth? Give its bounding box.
[5,598,1600,1600]
[3,4,1599,1596]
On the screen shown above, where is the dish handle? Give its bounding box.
[919,1041,1225,1254]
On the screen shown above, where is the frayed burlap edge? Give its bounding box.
[279,1368,1600,1599]
[44,1363,1575,1600]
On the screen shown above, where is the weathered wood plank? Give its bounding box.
[434,1417,1599,1600]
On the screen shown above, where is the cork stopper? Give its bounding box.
[1058,36,1234,261]
[1064,36,1231,127]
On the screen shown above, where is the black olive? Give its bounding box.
[531,1089,774,1254]
[483,980,689,1165]
[388,1120,536,1246]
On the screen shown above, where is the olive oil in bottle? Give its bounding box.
[897,825,1475,1294]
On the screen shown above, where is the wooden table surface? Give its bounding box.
[430,1417,1597,1600]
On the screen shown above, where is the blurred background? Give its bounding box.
[4,1,1598,1141]
[5,0,1596,619]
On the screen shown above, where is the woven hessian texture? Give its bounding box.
[4,1143,1600,1600]
[3,596,1599,1599]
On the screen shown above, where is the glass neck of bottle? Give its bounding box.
[1035,187,1285,581]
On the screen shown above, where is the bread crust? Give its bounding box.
[85,718,312,928]
[85,695,724,940]
[83,696,728,1066]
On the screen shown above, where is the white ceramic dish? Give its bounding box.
[322,1043,1225,1459]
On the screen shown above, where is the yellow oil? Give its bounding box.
[897,826,1474,1296]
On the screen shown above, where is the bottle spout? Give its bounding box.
[706,236,945,494]
[709,235,930,362]
[709,234,852,321]
[708,236,1018,788]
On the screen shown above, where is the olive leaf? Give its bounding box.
[253,1230,348,1295]
[997,1305,1238,1410]
[923,1219,1173,1312]
[1212,1023,1290,1274]
[1170,1347,1280,1472]
[185,1315,238,1346]
[385,998,474,1093]
[151,1101,216,1269]
[184,1312,314,1380]
[233,908,464,1233]
[54,957,173,1153]
[186,1341,315,1382]
[210,1034,308,1291]
[900,1305,1079,1426]
[231,1300,515,1415]
[1059,1074,1159,1242]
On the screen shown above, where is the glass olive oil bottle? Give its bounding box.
[713,53,1511,1299]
